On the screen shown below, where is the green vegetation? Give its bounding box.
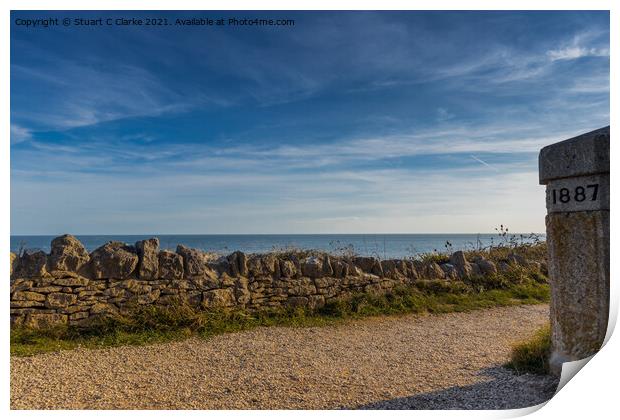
[505,324,552,375]
[11,269,550,357]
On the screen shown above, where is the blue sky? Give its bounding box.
[11,11,609,234]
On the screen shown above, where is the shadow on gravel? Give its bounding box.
[354,367,559,410]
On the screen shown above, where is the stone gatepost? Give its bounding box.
[539,126,610,375]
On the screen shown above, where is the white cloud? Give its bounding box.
[12,60,194,130]
[10,124,32,144]
[547,46,609,62]
[546,31,609,62]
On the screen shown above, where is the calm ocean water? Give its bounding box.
[10,233,544,259]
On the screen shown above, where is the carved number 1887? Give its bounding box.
[552,184,599,204]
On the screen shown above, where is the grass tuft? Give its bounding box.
[505,324,552,375]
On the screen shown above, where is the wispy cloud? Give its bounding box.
[10,124,32,144]
[10,11,609,234]
[547,30,610,61]
[12,58,194,131]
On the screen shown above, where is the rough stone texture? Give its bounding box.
[176,245,208,277]
[546,211,609,367]
[46,293,77,309]
[301,256,323,278]
[476,259,498,276]
[449,251,472,278]
[48,234,90,273]
[440,263,459,280]
[279,260,297,278]
[227,251,248,277]
[423,262,445,279]
[539,126,610,375]
[545,174,609,213]
[10,235,544,329]
[158,250,184,280]
[15,250,48,278]
[88,242,138,280]
[10,252,17,276]
[353,257,383,277]
[135,238,160,280]
[539,126,609,183]
[203,289,236,308]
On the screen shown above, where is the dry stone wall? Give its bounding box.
[10,235,542,329]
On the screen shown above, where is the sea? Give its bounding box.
[10,233,544,259]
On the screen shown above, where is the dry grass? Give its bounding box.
[505,324,552,375]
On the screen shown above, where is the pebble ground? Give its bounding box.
[11,304,558,410]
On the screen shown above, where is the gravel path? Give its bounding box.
[11,304,558,410]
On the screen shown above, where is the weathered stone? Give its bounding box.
[23,313,68,328]
[539,126,609,375]
[539,126,609,184]
[423,262,446,279]
[52,277,89,287]
[471,263,482,277]
[546,211,609,370]
[69,312,90,321]
[11,279,34,294]
[135,289,161,304]
[90,303,119,316]
[302,256,323,278]
[287,296,309,308]
[331,259,349,278]
[202,289,236,308]
[11,308,57,315]
[11,300,44,308]
[10,252,17,276]
[287,278,317,296]
[234,277,251,305]
[209,256,232,276]
[407,261,420,280]
[176,245,208,277]
[46,292,77,308]
[10,234,554,330]
[314,277,336,289]
[279,259,297,278]
[476,259,497,276]
[89,242,138,279]
[308,295,325,310]
[135,238,160,280]
[440,263,459,280]
[158,250,184,279]
[48,234,89,273]
[12,291,46,301]
[382,259,408,279]
[219,272,235,287]
[262,255,279,277]
[16,249,48,278]
[228,251,248,277]
[48,270,79,279]
[189,275,220,290]
[124,280,152,295]
[449,251,472,278]
[321,255,333,277]
[31,286,63,293]
[62,305,93,314]
[247,256,264,278]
